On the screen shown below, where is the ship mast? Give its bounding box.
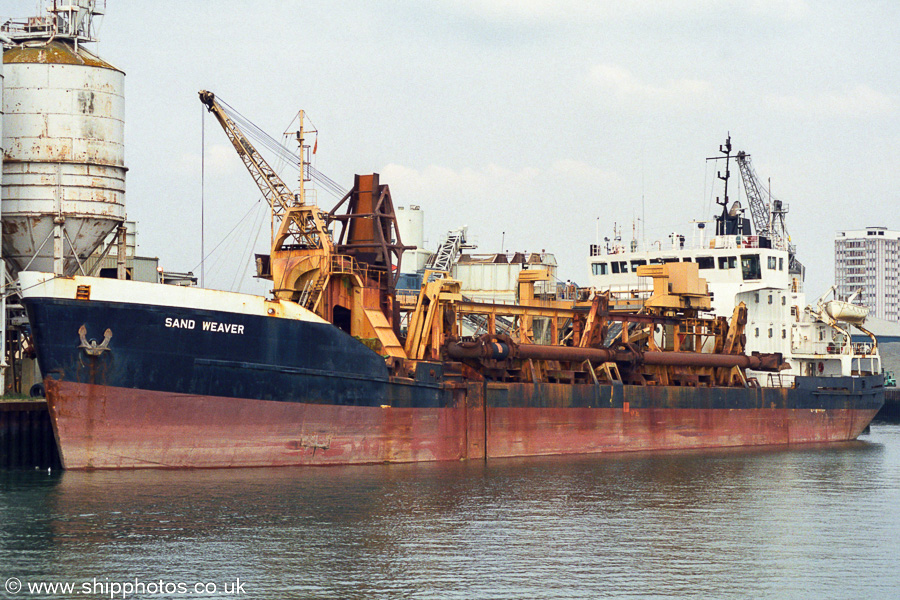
[707,134,733,236]
[294,110,307,207]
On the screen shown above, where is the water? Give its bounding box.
[2,425,900,600]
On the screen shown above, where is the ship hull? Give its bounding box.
[43,379,879,469]
[43,380,469,469]
[22,273,884,470]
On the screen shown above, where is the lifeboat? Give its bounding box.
[825,300,868,324]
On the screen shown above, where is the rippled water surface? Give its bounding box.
[3,425,900,599]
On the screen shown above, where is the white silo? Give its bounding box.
[1,1,125,276]
[395,204,430,272]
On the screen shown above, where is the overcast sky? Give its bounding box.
[8,0,898,297]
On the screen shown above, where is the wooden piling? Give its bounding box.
[0,400,61,470]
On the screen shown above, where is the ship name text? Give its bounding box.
[164,317,245,334]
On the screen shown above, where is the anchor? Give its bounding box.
[78,325,113,356]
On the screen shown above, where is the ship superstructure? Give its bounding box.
[586,136,880,386]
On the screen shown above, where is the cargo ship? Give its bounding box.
[19,100,884,469]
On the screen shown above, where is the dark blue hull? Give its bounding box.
[26,297,450,409]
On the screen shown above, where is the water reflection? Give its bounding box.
[1,429,898,599]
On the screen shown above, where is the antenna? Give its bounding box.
[706,133,733,236]
[2,0,106,44]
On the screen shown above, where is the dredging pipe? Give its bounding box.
[445,337,784,371]
[640,351,783,371]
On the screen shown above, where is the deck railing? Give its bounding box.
[589,231,790,257]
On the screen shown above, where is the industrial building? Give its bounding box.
[835,227,900,322]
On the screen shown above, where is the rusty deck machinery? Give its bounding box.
[200,90,783,388]
[328,174,413,337]
[200,91,411,357]
[405,261,785,387]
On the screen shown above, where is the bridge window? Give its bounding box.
[718,256,737,270]
[696,256,714,269]
[768,256,777,269]
[631,260,647,270]
[742,254,761,280]
[592,262,608,275]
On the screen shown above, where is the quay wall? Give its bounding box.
[0,400,61,469]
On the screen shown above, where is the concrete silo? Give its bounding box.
[395,204,430,272]
[1,1,125,276]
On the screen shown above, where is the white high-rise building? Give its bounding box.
[835,227,900,322]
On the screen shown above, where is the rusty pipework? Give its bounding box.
[446,336,513,361]
[446,335,785,372]
[446,336,620,363]
[516,344,618,363]
[640,351,784,371]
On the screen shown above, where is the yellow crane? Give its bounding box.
[199,90,411,359]
[199,90,333,296]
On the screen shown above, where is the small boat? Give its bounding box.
[825,300,869,324]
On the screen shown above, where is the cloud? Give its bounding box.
[176,143,247,177]
[436,0,809,25]
[380,160,625,274]
[585,64,719,110]
[765,85,896,118]
[382,160,620,208]
[744,0,810,19]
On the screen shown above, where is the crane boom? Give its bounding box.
[735,148,802,274]
[735,151,770,237]
[198,90,333,255]
[199,91,294,216]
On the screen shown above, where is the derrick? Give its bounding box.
[199,90,411,355]
[198,90,333,258]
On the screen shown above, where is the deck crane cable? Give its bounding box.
[240,205,268,290]
[216,98,349,199]
[201,108,294,290]
[306,164,348,198]
[187,199,264,275]
[232,200,267,291]
[200,201,261,283]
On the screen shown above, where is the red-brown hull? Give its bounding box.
[485,406,876,458]
[46,380,878,470]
